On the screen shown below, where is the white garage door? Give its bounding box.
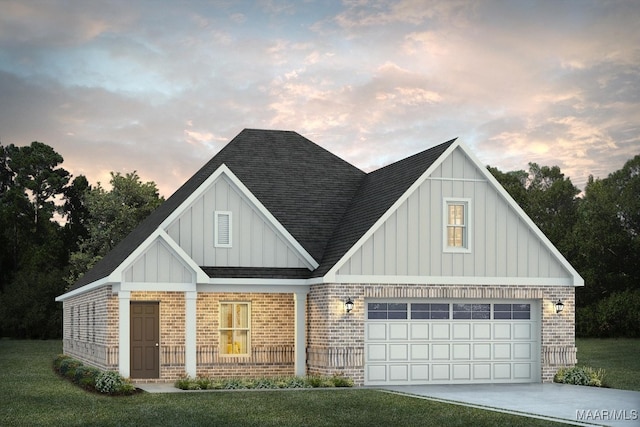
[365,300,539,385]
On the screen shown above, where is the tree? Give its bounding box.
[67,171,164,285]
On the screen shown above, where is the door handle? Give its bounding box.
[155,343,159,347]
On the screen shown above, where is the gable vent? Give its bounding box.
[215,211,232,247]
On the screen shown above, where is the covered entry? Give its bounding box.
[365,300,540,385]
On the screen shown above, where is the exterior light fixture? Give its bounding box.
[345,297,354,313]
[555,299,564,314]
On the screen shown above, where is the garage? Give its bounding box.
[365,300,540,385]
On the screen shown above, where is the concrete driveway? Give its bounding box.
[379,383,640,426]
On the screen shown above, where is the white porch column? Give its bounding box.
[293,290,308,376]
[185,291,197,377]
[118,290,131,378]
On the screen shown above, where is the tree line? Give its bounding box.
[0,141,638,338]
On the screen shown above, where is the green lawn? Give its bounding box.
[576,338,640,391]
[0,340,566,427]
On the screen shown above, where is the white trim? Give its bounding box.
[55,277,111,301]
[118,291,131,378]
[443,197,472,253]
[293,290,308,376]
[334,274,577,286]
[198,283,310,294]
[120,282,197,292]
[208,277,310,286]
[214,211,232,248]
[185,291,197,377]
[159,164,318,270]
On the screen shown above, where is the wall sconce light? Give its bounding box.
[555,299,564,314]
[345,297,354,313]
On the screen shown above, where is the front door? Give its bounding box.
[130,302,160,378]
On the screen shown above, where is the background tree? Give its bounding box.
[67,171,164,285]
[0,142,70,338]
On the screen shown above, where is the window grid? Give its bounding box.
[219,302,250,355]
[367,303,530,320]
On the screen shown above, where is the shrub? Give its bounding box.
[59,358,83,379]
[554,366,606,387]
[74,365,101,389]
[53,354,72,373]
[577,289,640,338]
[95,371,127,394]
[330,373,354,388]
[307,375,335,388]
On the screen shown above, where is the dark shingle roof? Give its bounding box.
[68,129,455,291]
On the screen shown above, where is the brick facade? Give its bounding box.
[62,288,295,380]
[307,283,576,385]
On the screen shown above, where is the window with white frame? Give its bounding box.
[219,302,250,355]
[214,211,232,247]
[443,199,471,252]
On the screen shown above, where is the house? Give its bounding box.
[56,129,583,385]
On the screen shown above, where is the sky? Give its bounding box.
[1,0,639,198]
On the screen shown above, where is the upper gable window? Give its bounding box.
[443,199,471,253]
[215,211,232,248]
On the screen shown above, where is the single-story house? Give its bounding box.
[56,129,582,385]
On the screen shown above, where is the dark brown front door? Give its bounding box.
[130,302,160,378]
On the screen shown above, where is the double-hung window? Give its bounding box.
[443,198,471,252]
[219,302,250,356]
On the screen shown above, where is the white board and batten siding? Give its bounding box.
[337,147,572,284]
[124,238,194,283]
[165,174,309,269]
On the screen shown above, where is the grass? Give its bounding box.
[576,338,640,391]
[0,340,567,427]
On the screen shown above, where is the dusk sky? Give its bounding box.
[1,0,639,198]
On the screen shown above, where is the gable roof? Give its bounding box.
[314,138,456,277]
[69,129,365,291]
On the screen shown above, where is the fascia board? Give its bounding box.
[456,142,585,287]
[159,163,319,271]
[333,274,578,286]
[325,140,461,281]
[55,277,111,301]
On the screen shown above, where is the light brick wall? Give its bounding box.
[61,285,118,371]
[308,283,577,385]
[195,292,295,379]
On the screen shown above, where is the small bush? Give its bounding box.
[53,354,72,373]
[331,373,354,388]
[95,371,131,394]
[74,365,101,389]
[554,366,606,387]
[173,374,354,390]
[307,375,335,388]
[59,359,83,379]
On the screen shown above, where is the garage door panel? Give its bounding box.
[432,364,450,380]
[365,300,539,385]
[473,323,491,340]
[432,344,450,360]
[367,323,386,340]
[410,323,428,340]
[367,344,387,361]
[432,324,450,339]
[367,365,387,382]
[389,323,408,340]
[453,364,471,380]
[389,344,408,361]
[411,365,429,381]
[410,344,429,360]
[452,343,471,360]
[514,323,532,340]
[452,323,471,340]
[389,365,409,381]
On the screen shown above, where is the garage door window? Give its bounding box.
[367,303,407,319]
[453,303,490,319]
[410,303,450,319]
[494,303,531,320]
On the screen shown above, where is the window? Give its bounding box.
[219,302,250,355]
[453,303,490,319]
[443,199,471,252]
[367,303,407,320]
[494,303,531,320]
[215,211,232,247]
[411,303,450,319]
